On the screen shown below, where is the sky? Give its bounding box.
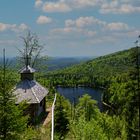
[0,0,140,57]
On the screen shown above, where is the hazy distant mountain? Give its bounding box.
[0,56,96,72]
[46,57,95,71]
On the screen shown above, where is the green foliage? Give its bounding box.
[0,65,29,140]
[103,47,140,139]
[46,48,134,87]
[67,95,127,140]
[0,100,28,140]
[76,94,98,121]
[69,116,108,140]
[1,46,139,139]
[19,127,37,140]
[46,47,139,139]
[37,126,52,140]
[54,95,70,139]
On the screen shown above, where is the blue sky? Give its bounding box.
[0,0,140,57]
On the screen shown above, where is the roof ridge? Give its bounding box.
[19,65,36,73]
[35,81,47,90]
[27,80,40,103]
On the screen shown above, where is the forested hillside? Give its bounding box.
[40,47,139,139]
[45,47,134,87]
[0,47,139,139]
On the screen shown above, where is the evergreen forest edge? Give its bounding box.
[37,47,140,139]
[0,46,139,139]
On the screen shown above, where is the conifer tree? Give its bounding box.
[54,95,69,139]
[0,49,28,140]
[127,36,140,139]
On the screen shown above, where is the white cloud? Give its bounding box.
[34,0,140,14]
[50,27,81,35]
[18,23,28,31]
[72,0,103,8]
[76,17,95,27]
[42,1,71,12]
[50,26,96,38]
[65,20,75,27]
[0,22,28,32]
[65,16,106,28]
[50,16,132,43]
[36,16,52,24]
[35,0,43,8]
[113,29,140,38]
[87,36,118,45]
[65,17,103,36]
[47,14,137,52]
[119,4,140,14]
[76,16,106,27]
[0,23,7,31]
[100,1,140,14]
[105,22,129,31]
[35,0,103,13]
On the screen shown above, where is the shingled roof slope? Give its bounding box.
[13,80,48,104]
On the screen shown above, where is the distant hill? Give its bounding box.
[52,48,133,74]
[45,57,95,71]
[47,47,136,87]
[0,56,95,72]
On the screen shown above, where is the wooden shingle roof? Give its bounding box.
[13,80,48,104]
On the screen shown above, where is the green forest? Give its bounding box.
[0,46,139,140]
[0,0,140,139]
[37,47,139,139]
[44,47,136,87]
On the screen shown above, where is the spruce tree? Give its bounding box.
[54,95,69,139]
[127,37,140,139]
[0,49,28,140]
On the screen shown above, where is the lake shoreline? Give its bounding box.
[55,84,106,90]
[56,86,103,111]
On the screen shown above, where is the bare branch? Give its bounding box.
[17,31,44,69]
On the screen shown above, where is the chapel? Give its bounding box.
[13,56,48,122]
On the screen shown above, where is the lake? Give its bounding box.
[56,87,103,111]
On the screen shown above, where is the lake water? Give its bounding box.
[56,87,103,111]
